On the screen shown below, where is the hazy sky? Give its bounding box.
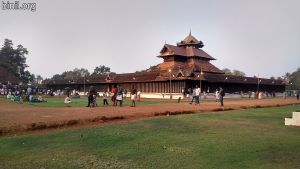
[1,0,299,78]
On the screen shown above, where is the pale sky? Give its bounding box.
[1,0,300,78]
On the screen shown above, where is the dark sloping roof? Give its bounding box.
[159,44,215,60]
[204,73,284,85]
[45,72,162,85]
[0,66,20,84]
[153,58,223,74]
[44,72,284,86]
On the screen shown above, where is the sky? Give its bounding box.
[0,0,300,79]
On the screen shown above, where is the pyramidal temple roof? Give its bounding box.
[177,32,204,48]
[158,44,216,60]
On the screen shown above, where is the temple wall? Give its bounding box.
[47,80,285,95]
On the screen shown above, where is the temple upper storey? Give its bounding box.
[177,32,204,48]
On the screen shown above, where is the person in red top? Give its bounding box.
[111,84,117,106]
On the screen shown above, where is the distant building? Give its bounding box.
[44,33,285,94]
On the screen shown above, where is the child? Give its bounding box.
[64,96,71,104]
[103,91,109,106]
[130,85,137,107]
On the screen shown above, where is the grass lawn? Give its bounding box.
[0,105,300,169]
[1,96,176,108]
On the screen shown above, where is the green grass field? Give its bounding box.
[0,105,300,169]
[1,96,176,108]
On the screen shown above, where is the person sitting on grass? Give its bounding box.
[28,95,42,103]
[64,96,71,104]
[6,92,12,100]
[130,85,137,107]
[37,95,47,102]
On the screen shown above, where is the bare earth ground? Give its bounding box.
[0,98,299,136]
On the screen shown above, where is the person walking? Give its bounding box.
[116,85,123,107]
[103,90,109,106]
[219,87,225,107]
[189,86,196,104]
[86,90,93,107]
[130,85,137,107]
[137,90,141,102]
[195,86,201,105]
[297,90,300,100]
[215,89,219,102]
[111,84,117,106]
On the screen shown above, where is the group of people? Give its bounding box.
[188,86,225,107]
[214,87,225,107]
[85,85,139,107]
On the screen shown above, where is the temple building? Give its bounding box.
[44,33,285,95]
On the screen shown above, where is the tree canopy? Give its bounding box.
[135,65,157,73]
[51,68,90,80]
[221,68,245,77]
[282,68,300,89]
[91,65,114,76]
[0,39,34,83]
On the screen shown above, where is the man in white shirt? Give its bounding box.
[190,85,200,105]
[195,86,201,104]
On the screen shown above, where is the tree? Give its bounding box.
[135,65,157,73]
[33,74,43,84]
[270,76,275,80]
[51,74,64,80]
[289,67,300,89]
[221,68,232,75]
[50,68,90,80]
[283,72,291,80]
[232,70,246,77]
[61,68,90,79]
[0,39,33,83]
[92,65,113,76]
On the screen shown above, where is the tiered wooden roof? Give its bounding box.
[155,32,222,75]
[158,44,215,60]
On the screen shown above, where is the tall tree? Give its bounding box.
[51,74,64,80]
[51,68,90,80]
[135,65,157,73]
[222,68,232,75]
[289,68,300,88]
[61,68,90,79]
[0,39,33,83]
[92,65,113,76]
[232,70,246,77]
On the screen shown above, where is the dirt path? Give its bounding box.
[0,98,299,136]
